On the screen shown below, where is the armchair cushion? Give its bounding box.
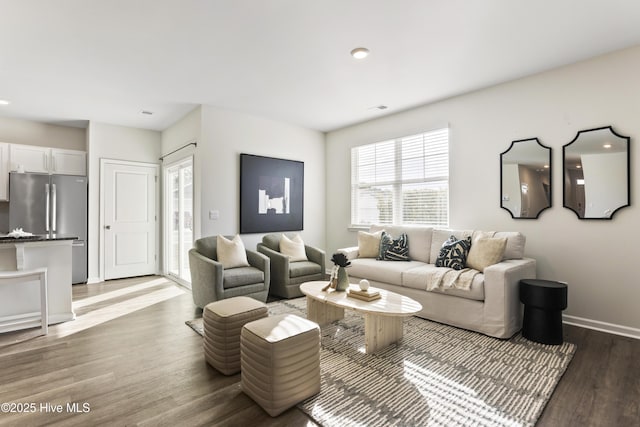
[224,266,265,289]
[217,235,250,269]
[195,236,218,260]
[280,234,308,262]
[289,261,322,279]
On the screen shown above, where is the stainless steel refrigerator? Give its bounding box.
[9,172,88,284]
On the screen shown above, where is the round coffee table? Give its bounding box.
[300,281,422,353]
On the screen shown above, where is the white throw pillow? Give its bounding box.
[466,237,507,272]
[358,230,383,258]
[216,235,250,269]
[280,233,308,262]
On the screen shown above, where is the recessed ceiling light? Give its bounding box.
[350,47,370,59]
[0,99,10,106]
[603,143,612,148]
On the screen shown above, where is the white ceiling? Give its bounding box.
[1,0,640,133]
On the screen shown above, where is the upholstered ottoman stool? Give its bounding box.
[240,314,321,417]
[203,296,268,375]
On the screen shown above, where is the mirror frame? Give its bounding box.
[500,137,552,219]
[563,126,630,220]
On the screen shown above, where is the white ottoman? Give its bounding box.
[203,296,268,375]
[241,314,321,416]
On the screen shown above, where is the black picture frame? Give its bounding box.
[240,153,304,233]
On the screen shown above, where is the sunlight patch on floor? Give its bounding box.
[73,277,175,309]
[50,284,185,338]
[403,360,523,427]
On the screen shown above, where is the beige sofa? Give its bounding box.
[338,225,536,339]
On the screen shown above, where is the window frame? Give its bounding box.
[350,127,449,228]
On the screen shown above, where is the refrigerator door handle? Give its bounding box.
[45,183,50,232]
[52,184,57,232]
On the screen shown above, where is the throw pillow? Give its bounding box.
[466,237,508,272]
[358,230,383,258]
[435,235,471,270]
[216,235,250,269]
[378,232,410,261]
[280,233,308,262]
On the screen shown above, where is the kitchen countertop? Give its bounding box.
[0,235,78,243]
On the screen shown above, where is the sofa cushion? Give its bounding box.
[378,232,410,261]
[429,229,473,264]
[348,258,424,286]
[358,230,383,258]
[402,264,485,301]
[289,261,322,278]
[466,237,507,272]
[223,266,264,289]
[435,236,471,270]
[370,224,432,263]
[495,231,526,260]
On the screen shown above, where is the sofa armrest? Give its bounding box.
[482,257,537,338]
[305,245,326,271]
[188,249,225,308]
[257,243,289,285]
[337,246,359,261]
[247,249,270,289]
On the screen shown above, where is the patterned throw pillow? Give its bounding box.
[377,232,411,261]
[435,235,472,270]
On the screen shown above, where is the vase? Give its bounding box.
[336,266,350,291]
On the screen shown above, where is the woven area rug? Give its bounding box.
[186,298,575,427]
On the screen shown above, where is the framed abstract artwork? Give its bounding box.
[240,153,304,233]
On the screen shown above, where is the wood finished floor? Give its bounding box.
[0,276,637,426]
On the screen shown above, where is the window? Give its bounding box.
[164,156,194,287]
[351,128,449,227]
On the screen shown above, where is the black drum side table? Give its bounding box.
[519,279,568,345]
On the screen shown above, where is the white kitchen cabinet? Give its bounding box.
[8,144,86,176]
[51,148,86,175]
[0,143,8,200]
[9,144,50,174]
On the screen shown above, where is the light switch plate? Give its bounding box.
[209,210,219,220]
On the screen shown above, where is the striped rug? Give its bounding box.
[188,297,575,426]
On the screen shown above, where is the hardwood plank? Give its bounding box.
[0,275,637,426]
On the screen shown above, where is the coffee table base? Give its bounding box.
[305,296,405,354]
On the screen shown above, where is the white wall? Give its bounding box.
[199,105,326,252]
[86,122,161,282]
[0,116,85,150]
[326,45,640,336]
[160,106,202,274]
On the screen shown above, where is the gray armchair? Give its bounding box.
[189,235,270,308]
[257,233,325,299]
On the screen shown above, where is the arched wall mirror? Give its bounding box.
[500,138,552,219]
[563,126,630,219]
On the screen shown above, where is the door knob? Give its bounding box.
[105,225,111,230]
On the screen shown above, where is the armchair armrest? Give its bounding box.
[337,246,359,261]
[247,249,270,287]
[305,245,326,271]
[188,249,225,308]
[257,243,290,286]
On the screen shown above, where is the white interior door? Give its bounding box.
[102,160,158,280]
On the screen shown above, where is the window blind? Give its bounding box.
[351,128,449,227]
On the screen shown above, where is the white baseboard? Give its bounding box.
[563,314,640,340]
[87,276,102,284]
